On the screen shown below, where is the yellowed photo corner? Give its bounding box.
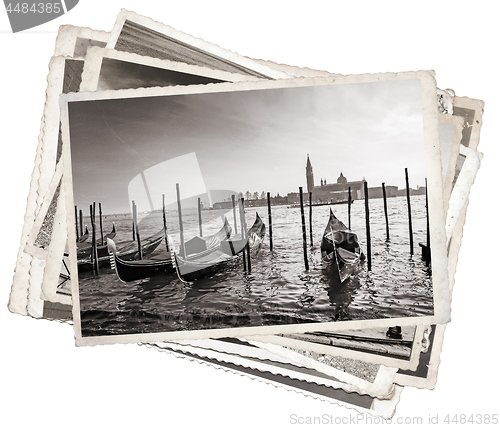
[59,70,449,346]
[106,9,290,80]
[53,25,109,58]
[80,47,263,92]
[453,96,484,150]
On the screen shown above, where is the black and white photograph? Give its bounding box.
[61,72,450,345]
[3,2,498,426]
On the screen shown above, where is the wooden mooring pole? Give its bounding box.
[79,209,83,237]
[89,204,93,266]
[267,192,273,251]
[132,202,136,242]
[382,182,390,241]
[309,191,313,246]
[132,200,143,260]
[299,187,309,271]
[239,198,247,272]
[240,198,251,273]
[425,178,430,266]
[231,194,238,235]
[162,194,169,252]
[90,203,99,275]
[364,182,372,271]
[176,184,186,260]
[198,197,203,237]
[99,202,104,245]
[405,168,414,256]
[75,205,79,241]
[348,187,352,230]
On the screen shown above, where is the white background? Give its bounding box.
[1,1,498,427]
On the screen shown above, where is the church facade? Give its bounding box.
[306,155,366,202]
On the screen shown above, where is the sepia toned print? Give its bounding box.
[59,71,451,346]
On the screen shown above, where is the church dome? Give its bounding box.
[337,172,347,184]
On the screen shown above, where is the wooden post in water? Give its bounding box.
[309,192,313,246]
[132,208,136,242]
[405,168,414,256]
[79,209,83,237]
[132,200,143,260]
[382,182,390,241]
[197,197,203,237]
[231,194,238,235]
[239,198,247,272]
[89,205,93,266]
[267,192,273,251]
[75,205,79,241]
[162,194,169,253]
[176,184,186,260]
[425,178,430,266]
[90,204,99,275]
[299,187,309,271]
[241,198,251,273]
[99,202,104,245]
[363,182,372,271]
[348,187,352,230]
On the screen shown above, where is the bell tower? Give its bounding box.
[306,155,315,196]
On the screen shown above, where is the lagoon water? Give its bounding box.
[79,195,433,337]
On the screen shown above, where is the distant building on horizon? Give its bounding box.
[305,155,366,202]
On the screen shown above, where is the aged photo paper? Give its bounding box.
[144,342,403,417]
[151,339,397,398]
[80,47,261,92]
[8,26,110,317]
[106,9,290,80]
[59,71,450,346]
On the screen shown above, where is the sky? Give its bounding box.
[68,78,428,214]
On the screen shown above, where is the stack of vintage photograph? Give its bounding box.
[7,9,484,418]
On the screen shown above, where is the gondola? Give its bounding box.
[78,227,163,273]
[77,223,116,256]
[174,212,266,282]
[321,209,364,282]
[76,226,89,243]
[107,218,232,283]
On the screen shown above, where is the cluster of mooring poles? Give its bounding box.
[174,184,254,273]
[75,202,107,275]
[295,168,431,272]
